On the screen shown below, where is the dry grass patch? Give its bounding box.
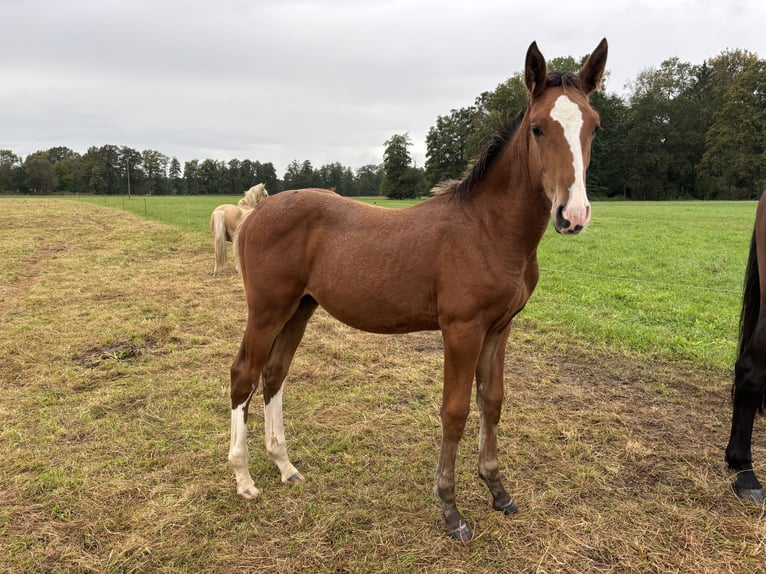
[0,198,765,573]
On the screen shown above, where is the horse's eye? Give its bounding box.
[531,126,543,137]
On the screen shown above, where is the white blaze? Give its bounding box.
[550,95,589,225]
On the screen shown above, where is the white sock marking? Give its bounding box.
[264,388,300,482]
[229,396,258,497]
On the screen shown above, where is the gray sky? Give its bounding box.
[2,0,765,176]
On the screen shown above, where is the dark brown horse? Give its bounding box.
[726,192,766,504]
[228,39,608,540]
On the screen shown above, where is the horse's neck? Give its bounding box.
[472,136,551,253]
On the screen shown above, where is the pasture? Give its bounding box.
[1,197,764,572]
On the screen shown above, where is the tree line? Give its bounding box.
[1,47,764,200]
[0,145,385,197]
[424,48,766,200]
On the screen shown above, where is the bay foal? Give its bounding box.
[229,39,608,540]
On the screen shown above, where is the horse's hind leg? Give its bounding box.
[228,301,300,500]
[476,327,517,515]
[228,327,268,500]
[262,296,318,484]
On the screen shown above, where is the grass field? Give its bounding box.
[1,196,764,572]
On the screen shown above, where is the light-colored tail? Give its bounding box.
[232,209,254,274]
[211,209,227,276]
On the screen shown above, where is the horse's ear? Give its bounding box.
[578,38,608,94]
[525,41,547,99]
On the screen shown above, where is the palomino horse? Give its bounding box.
[229,39,608,540]
[726,192,766,504]
[210,184,268,276]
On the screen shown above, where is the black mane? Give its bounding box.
[436,71,584,201]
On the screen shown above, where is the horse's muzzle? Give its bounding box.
[554,203,590,234]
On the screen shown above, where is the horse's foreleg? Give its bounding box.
[262,297,317,484]
[435,325,482,541]
[726,352,765,503]
[476,327,517,515]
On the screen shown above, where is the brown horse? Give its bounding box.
[726,192,766,504]
[229,39,608,540]
[210,184,268,276]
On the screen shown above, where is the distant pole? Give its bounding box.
[126,159,132,199]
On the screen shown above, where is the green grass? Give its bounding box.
[529,201,755,369]
[72,195,756,370]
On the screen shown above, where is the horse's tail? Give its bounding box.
[232,209,253,274]
[738,228,760,358]
[211,209,228,276]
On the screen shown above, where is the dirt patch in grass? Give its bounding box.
[72,342,145,368]
[0,198,764,573]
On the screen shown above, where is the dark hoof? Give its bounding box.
[733,484,765,504]
[285,472,304,484]
[446,520,472,541]
[498,500,518,515]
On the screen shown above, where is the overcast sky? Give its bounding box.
[2,0,765,176]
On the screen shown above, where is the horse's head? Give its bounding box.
[239,183,269,209]
[524,39,607,234]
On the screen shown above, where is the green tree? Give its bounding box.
[381,133,425,199]
[697,58,766,199]
[168,157,182,195]
[255,161,279,193]
[283,160,317,190]
[198,159,227,194]
[623,58,707,199]
[425,106,476,187]
[121,146,144,196]
[316,162,355,195]
[142,149,169,195]
[183,160,201,195]
[79,145,122,195]
[53,160,74,193]
[467,75,528,161]
[355,164,383,196]
[588,90,629,198]
[0,150,21,193]
[23,154,57,194]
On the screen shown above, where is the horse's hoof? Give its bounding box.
[498,500,518,515]
[238,486,261,500]
[733,485,765,504]
[285,472,304,484]
[446,520,473,542]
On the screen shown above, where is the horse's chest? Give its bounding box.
[485,265,538,330]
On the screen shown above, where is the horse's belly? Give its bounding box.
[311,288,439,334]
